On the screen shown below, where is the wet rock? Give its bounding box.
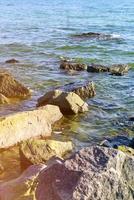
[129,116,134,121]
[36,146,134,200]
[100,135,134,149]
[37,90,88,115]
[60,60,87,71]
[5,59,19,64]
[0,71,30,99]
[20,139,73,166]
[73,32,103,38]
[109,64,129,76]
[58,81,96,99]
[0,164,46,200]
[0,105,63,149]
[0,93,9,104]
[87,64,109,73]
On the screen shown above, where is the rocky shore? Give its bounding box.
[0,59,133,200]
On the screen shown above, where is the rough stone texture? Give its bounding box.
[0,71,30,98]
[20,139,73,166]
[0,146,134,200]
[0,105,63,149]
[36,146,134,200]
[5,59,19,64]
[37,90,88,115]
[0,162,4,174]
[0,93,9,104]
[87,64,109,73]
[109,64,129,76]
[60,60,87,71]
[118,146,134,156]
[0,164,46,200]
[58,81,96,99]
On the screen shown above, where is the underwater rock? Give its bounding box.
[0,105,63,149]
[0,71,30,99]
[58,81,96,99]
[37,90,88,115]
[100,135,134,149]
[20,139,73,166]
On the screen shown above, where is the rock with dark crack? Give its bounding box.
[109,64,129,76]
[20,139,73,167]
[0,146,134,200]
[87,64,109,73]
[0,105,63,149]
[60,60,87,71]
[0,164,46,200]
[5,59,19,64]
[57,81,96,99]
[37,90,88,115]
[0,71,30,99]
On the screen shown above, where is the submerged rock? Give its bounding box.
[58,81,96,99]
[0,93,9,104]
[87,64,109,73]
[109,64,129,76]
[100,135,134,149]
[20,139,73,166]
[0,105,63,149]
[5,59,19,64]
[0,71,30,99]
[60,60,87,71]
[0,146,134,200]
[37,90,88,115]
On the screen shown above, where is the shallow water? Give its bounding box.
[0,0,134,151]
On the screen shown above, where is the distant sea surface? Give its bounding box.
[0,0,134,148]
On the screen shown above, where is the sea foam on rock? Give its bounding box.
[0,146,134,200]
[0,105,63,149]
[37,90,89,115]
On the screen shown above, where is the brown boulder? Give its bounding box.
[58,81,96,99]
[5,59,19,64]
[37,90,89,115]
[0,105,63,149]
[60,60,87,71]
[109,64,129,76]
[0,71,30,99]
[87,64,109,73]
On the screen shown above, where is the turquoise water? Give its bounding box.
[0,0,134,148]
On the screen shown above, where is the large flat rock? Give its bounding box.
[0,105,63,149]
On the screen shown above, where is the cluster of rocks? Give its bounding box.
[60,60,130,76]
[0,58,133,200]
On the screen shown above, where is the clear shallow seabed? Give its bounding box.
[0,0,134,150]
